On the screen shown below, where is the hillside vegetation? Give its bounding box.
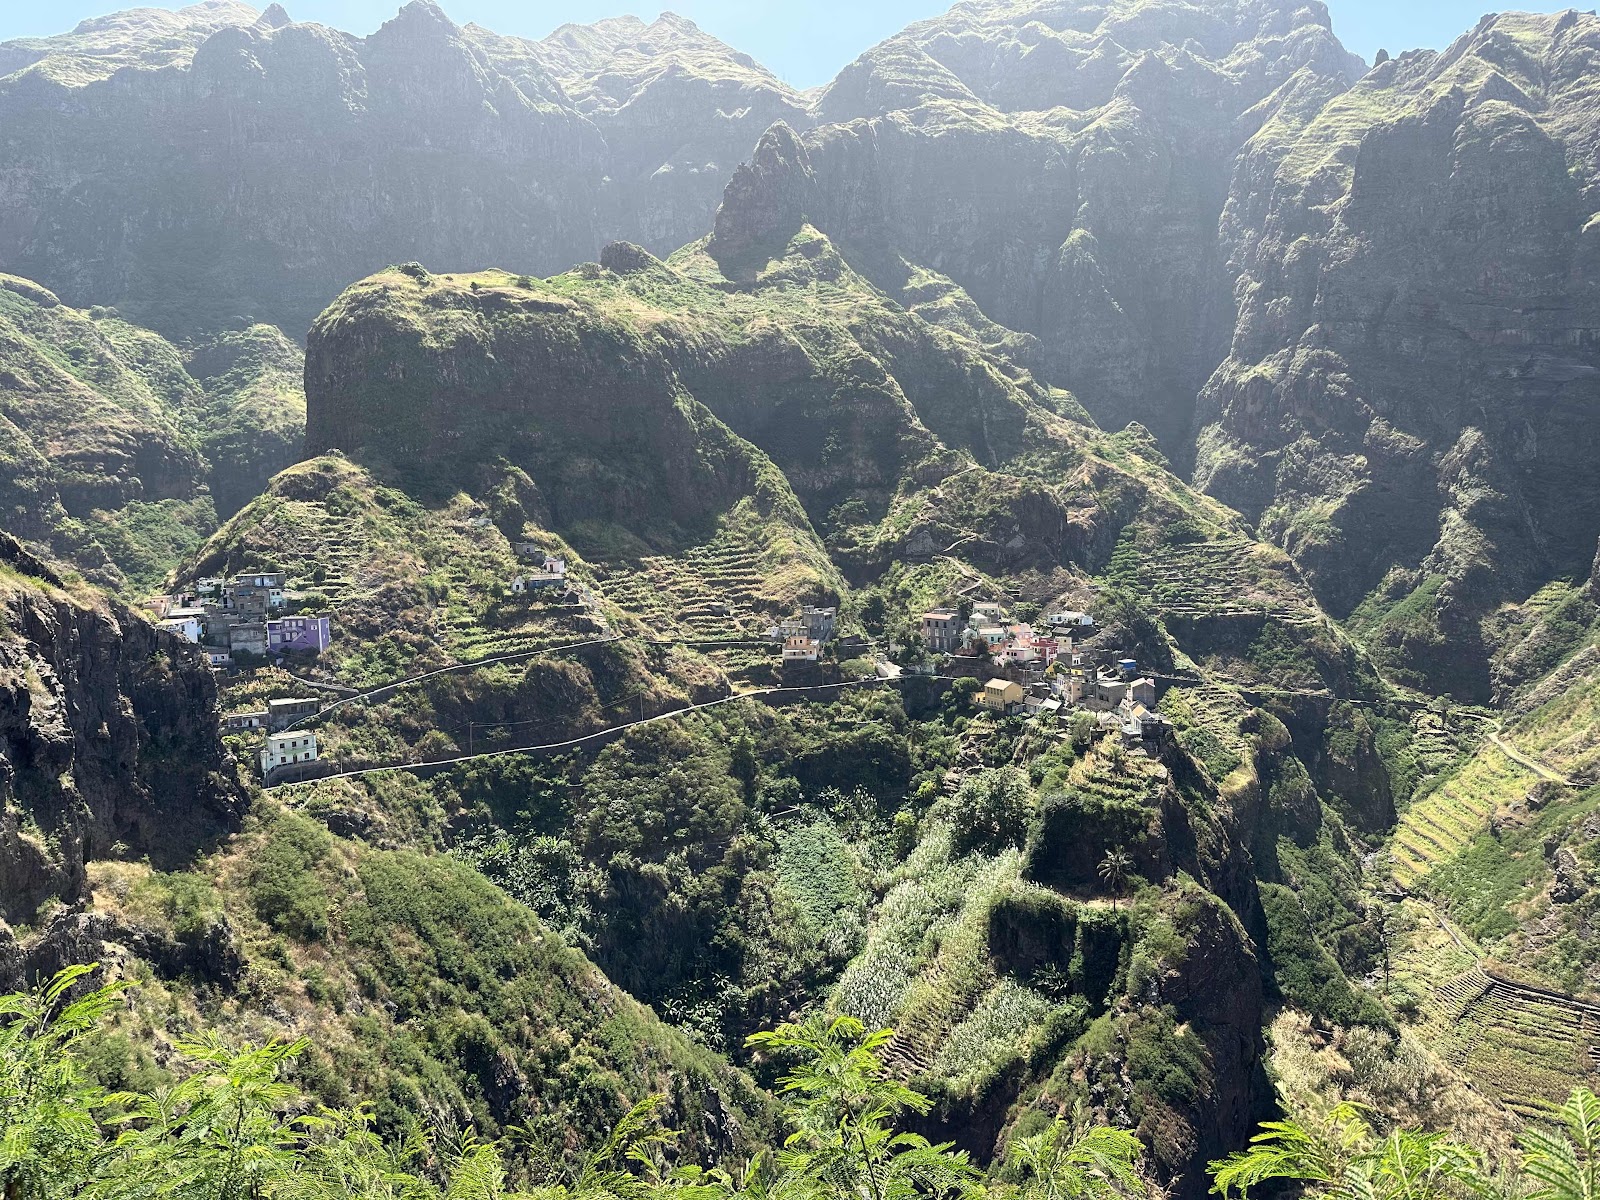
[4,0,1600,1194]
[0,275,303,590]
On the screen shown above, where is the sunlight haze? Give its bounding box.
[2,0,1584,86]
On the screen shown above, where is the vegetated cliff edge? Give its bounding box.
[0,531,244,937]
[0,273,305,591]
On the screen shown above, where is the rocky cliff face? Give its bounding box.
[706,0,1362,455]
[0,532,244,928]
[0,2,805,339]
[303,216,1270,597]
[304,262,820,555]
[1196,11,1600,699]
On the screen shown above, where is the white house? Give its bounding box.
[261,731,319,777]
[1048,611,1095,630]
[159,606,207,643]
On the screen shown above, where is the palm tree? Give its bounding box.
[1097,849,1134,910]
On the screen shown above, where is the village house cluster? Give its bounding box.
[921,600,1171,752]
[146,571,331,669]
[769,605,838,663]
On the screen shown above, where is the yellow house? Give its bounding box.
[979,678,1024,712]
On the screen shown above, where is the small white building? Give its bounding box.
[1048,611,1095,631]
[261,731,318,777]
[159,606,207,643]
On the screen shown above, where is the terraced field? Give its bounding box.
[1424,966,1600,1117]
[882,954,984,1080]
[593,523,796,641]
[1407,709,1469,781]
[1396,900,1600,1116]
[441,601,599,663]
[1160,682,1253,792]
[219,499,382,611]
[1119,536,1320,625]
[1390,744,1537,887]
[1066,742,1170,807]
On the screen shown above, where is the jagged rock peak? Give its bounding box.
[752,121,808,164]
[377,0,458,38]
[708,122,816,273]
[654,12,701,33]
[255,3,291,29]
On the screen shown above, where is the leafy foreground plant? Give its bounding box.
[1210,1086,1600,1200]
[0,968,1148,1200]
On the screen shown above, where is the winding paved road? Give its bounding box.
[267,674,950,790]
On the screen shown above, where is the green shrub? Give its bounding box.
[1259,883,1391,1028]
[246,813,333,941]
[949,767,1034,855]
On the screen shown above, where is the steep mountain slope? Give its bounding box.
[713,0,1362,453]
[0,526,771,1160]
[310,214,1275,575]
[0,531,242,932]
[254,201,1433,1191]
[0,1,804,338]
[472,14,811,252]
[184,323,308,518]
[1196,11,1600,700]
[10,0,1600,1182]
[0,274,303,589]
[1378,590,1600,1117]
[0,0,265,84]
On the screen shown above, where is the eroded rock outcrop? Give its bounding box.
[0,531,244,927]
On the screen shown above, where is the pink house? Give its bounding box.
[267,615,331,655]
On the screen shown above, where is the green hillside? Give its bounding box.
[0,274,304,591]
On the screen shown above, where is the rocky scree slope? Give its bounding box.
[0,1,807,338]
[1196,11,1600,701]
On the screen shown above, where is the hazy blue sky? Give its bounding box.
[2,0,1582,87]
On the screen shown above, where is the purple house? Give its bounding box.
[267,615,331,655]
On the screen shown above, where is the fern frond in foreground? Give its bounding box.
[1211,1085,1600,1200]
[0,967,1149,1200]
